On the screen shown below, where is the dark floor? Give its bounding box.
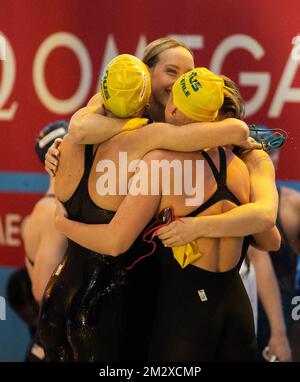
[290,321,300,362]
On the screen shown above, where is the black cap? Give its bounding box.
[35,120,68,164]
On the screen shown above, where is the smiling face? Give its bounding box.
[149,47,194,119]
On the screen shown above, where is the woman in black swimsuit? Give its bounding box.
[22,120,68,361]
[23,120,68,304]
[39,44,257,361]
[55,68,281,361]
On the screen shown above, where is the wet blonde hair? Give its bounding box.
[142,37,193,68]
[219,75,245,120]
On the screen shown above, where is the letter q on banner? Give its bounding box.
[33,32,92,114]
[0,32,18,121]
[0,34,6,60]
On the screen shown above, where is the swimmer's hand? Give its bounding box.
[157,218,197,247]
[45,138,62,176]
[237,137,262,151]
[267,334,292,362]
[122,118,150,132]
[55,200,68,220]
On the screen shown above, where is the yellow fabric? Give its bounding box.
[172,241,203,268]
[100,54,151,118]
[172,67,225,121]
[122,118,149,131]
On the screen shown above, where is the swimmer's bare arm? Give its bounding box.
[46,114,259,176]
[55,152,162,256]
[249,227,281,252]
[197,149,279,234]
[45,114,155,177]
[68,92,251,148]
[249,247,292,362]
[31,203,67,303]
[236,149,280,251]
[68,94,149,144]
[289,188,300,253]
[44,94,107,175]
[158,150,280,251]
[144,118,260,152]
[71,112,257,152]
[45,94,148,175]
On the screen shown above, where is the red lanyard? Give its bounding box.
[126,206,181,270]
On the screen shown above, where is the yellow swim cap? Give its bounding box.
[172,67,225,122]
[101,54,151,118]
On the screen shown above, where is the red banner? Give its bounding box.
[1,0,300,266]
[0,193,41,266]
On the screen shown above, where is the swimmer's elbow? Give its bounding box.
[107,239,131,257]
[255,205,277,232]
[268,235,281,252]
[225,118,248,143]
[262,207,277,229]
[68,119,87,144]
[236,119,249,141]
[254,231,281,252]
